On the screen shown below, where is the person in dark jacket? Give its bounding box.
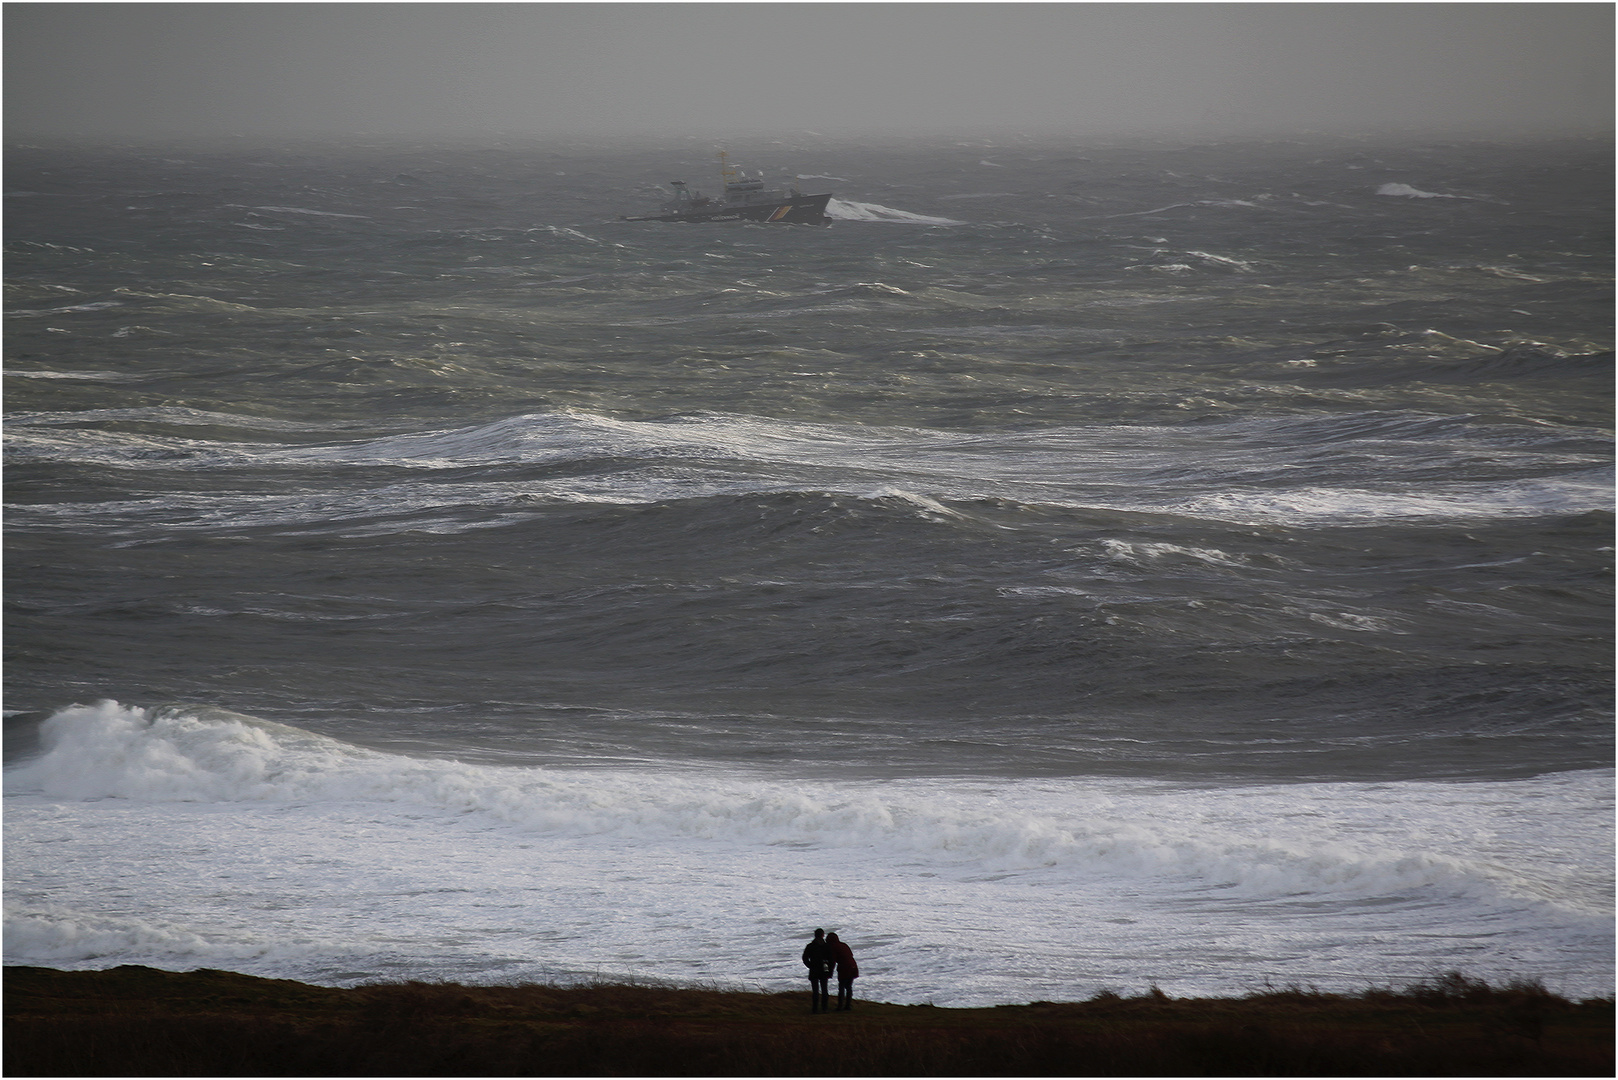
[801,928,833,1013]
[827,931,859,1011]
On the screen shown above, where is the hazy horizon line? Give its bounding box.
[8,120,1613,153]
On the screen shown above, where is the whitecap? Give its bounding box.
[1175,470,1614,526]
[8,703,1610,1000]
[5,369,134,381]
[1184,250,1256,272]
[231,204,372,219]
[7,300,124,317]
[9,701,1605,910]
[825,199,964,225]
[1376,183,1466,200]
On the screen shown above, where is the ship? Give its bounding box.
[622,152,832,224]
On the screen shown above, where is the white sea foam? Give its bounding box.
[1098,197,1281,219]
[5,369,135,381]
[1303,610,1408,634]
[5,904,238,962]
[860,486,965,521]
[232,204,372,219]
[0,406,1564,477]
[826,199,964,225]
[1183,250,1256,272]
[1376,183,1468,200]
[1177,470,1614,526]
[7,702,1606,906]
[7,408,1607,536]
[1098,540,1256,570]
[7,300,125,317]
[6,703,1610,1001]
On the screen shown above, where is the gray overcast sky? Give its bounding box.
[5,3,1612,141]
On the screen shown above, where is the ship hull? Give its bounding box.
[625,192,831,224]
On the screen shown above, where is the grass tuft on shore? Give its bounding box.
[5,964,1612,1076]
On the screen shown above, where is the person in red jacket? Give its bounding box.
[826,931,859,1011]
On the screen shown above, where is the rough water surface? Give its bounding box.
[5,135,1612,1005]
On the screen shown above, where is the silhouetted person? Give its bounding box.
[801,928,833,1013]
[827,931,859,1010]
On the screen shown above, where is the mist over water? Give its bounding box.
[5,135,1612,1003]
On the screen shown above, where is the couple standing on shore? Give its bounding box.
[801,928,859,1013]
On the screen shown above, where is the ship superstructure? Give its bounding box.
[623,152,832,224]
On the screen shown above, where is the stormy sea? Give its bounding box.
[5,134,1612,1006]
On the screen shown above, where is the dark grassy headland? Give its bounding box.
[5,965,1611,1077]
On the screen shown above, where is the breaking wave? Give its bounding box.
[1377,183,1469,200]
[8,701,1609,912]
[826,199,965,225]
